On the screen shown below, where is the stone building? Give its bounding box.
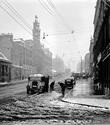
[0,15,52,81]
[85,53,90,74]
[0,33,13,61]
[0,51,11,82]
[32,16,52,75]
[11,39,33,80]
[0,34,13,82]
[76,58,85,73]
[89,38,94,76]
[93,0,110,95]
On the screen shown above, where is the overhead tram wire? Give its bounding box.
[46,0,72,32]
[4,0,32,30]
[40,0,56,16]
[47,0,56,9]
[38,0,73,37]
[51,0,72,32]
[47,0,80,55]
[2,0,32,31]
[38,0,68,37]
[0,4,32,35]
[38,0,54,16]
[46,32,73,36]
[38,0,72,34]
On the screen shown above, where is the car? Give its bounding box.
[64,77,76,89]
[26,74,48,94]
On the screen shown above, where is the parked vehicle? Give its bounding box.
[64,77,76,89]
[26,74,49,94]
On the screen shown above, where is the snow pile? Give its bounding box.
[48,91,62,101]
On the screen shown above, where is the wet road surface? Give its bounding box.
[0,82,27,99]
[0,78,110,125]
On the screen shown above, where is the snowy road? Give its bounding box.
[0,91,110,124]
[0,78,110,125]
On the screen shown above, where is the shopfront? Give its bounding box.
[101,43,110,95]
[0,52,11,82]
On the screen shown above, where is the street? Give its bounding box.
[0,0,110,124]
[0,81,27,100]
[0,78,110,125]
[0,74,66,100]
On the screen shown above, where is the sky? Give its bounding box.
[0,0,96,71]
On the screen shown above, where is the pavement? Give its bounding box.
[62,78,110,109]
[62,95,110,109]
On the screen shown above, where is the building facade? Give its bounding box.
[11,39,33,80]
[32,16,52,75]
[93,0,110,95]
[0,51,11,82]
[76,58,85,73]
[0,33,13,61]
[0,34,13,82]
[0,16,52,82]
[89,38,94,76]
[85,53,90,74]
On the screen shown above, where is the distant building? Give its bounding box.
[76,57,85,73]
[52,56,65,74]
[89,38,94,75]
[84,53,90,73]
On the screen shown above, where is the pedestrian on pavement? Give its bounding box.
[58,82,65,97]
[50,81,55,92]
[43,75,49,92]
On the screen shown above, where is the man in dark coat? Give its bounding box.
[50,81,55,92]
[58,82,65,97]
[44,75,49,92]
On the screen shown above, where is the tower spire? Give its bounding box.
[33,15,40,45]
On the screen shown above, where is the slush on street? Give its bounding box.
[0,0,110,125]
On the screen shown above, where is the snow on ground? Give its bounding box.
[0,91,110,125]
[0,78,110,125]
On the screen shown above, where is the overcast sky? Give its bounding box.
[0,0,96,71]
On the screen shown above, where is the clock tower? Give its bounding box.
[33,15,40,46]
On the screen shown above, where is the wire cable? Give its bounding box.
[46,0,72,32]
[38,0,72,32]
[2,0,32,31]
[47,0,56,9]
[40,0,56,16]
[46,32,73,36]
[0,4,32,35]
[38,0,53,16]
